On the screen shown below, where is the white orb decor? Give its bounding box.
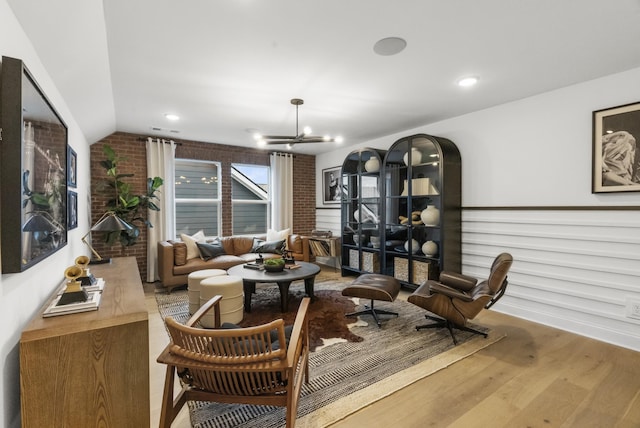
[422,240,438,256]
[403,147,422,166]
[353,209,360,221]
[404,239,420,254]
[364,157,380,172]
[420,205,440,226]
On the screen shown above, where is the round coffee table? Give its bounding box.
[228,261,321,312]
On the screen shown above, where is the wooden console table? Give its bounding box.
[20,257,149,428]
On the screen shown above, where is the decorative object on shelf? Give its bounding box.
[82,212,134,264]
[370,236,381,249]
[422,240,438,257]
[263,258,285,272]
[353,234,368,246]
[420,205,440,226]
[404,239,420,254]
[59,264,89,305]
[401,177,431,196]
[75,255,97,286]
[311,229,332,238]
[364,157,380,172]
[403,146,422,166]
[399,211,422,225]
[253,98,343,147]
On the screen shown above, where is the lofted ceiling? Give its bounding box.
[8,0,640,155]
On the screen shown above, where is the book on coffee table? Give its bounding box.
[244,263,265,270]
[284,264,301,270]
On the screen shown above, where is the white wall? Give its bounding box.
[0,2,92,426]
[317,67,640,351]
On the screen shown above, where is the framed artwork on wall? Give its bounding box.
[68,191,78,229]
[67,145,77,188]
[0,56,68,273]
[592,101,640,193]
[322,166,342,204]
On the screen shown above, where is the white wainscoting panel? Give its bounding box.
[315,208,341,236]
[462,209,640,351]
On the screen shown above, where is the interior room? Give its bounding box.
[1,1,639,427]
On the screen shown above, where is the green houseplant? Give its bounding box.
[97,144,164,246]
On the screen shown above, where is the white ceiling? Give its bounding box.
[8,0,640,155]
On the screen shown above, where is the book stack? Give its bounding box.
[243,263,265,270]
[284,264,301,270]
[42,278,105,318]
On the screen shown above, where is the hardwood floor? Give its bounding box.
[145,267,640,428]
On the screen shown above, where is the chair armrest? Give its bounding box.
[429,282,474,302]
[286,297,310,365]
[439,271,478,291]
[157,241,175,283]
[301,236,311,262]
[187,295,222,327]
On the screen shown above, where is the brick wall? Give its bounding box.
[90,132,316,279]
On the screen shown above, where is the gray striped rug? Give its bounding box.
[155,279,495,428]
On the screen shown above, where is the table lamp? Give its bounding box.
[81,212,133,264]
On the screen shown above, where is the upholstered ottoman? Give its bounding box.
[187,269,227,315]
[200,275,244,327]
[341,274,401,327]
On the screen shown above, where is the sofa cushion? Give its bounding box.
[251,237,286,255]
[197,239,226,261]
[171,240,188,266]
[180,230,205,260]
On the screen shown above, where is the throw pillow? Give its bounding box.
[170,240,188,266]
[267,228,290,242]
[197,239,226,261]
[180,230,205,260]
[251,237,286,255]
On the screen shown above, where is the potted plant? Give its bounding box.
[263,257,285,272]
[96,144,164,246]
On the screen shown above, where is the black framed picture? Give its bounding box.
[0,56,68,273]
[68,191,78,229]
[67,145,77,188]
[322,166,342,204]
[592,101,640,193]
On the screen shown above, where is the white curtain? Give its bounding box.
[270,152,294,231]
[146,138,176,282]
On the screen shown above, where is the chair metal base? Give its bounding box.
[416,314,487,345]
[345,299,398,328]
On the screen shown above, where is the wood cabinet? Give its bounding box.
[341,148,386,276]
[382,134,461,289]
[19,257,150,428]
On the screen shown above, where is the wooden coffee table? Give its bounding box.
[228,261,321,312]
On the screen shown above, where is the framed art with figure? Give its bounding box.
[322,166,342,204]
[592,101,640,193]
[67,145,77,188]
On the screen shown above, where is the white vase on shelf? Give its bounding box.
[404,239,420,254]
[403,147,422,166]
[422,240,438,257]
[420,205,440,226]
[364,157,380,172]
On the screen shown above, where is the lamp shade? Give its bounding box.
[91,212,133,232]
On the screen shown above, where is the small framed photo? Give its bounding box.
[67,145,77,188]
[67,191,78,229]
[592,101,640,193]
[322,166,342,204]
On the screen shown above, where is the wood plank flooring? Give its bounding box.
[145,267,640,428]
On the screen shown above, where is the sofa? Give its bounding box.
[158,234,312,292]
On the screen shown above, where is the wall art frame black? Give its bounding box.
[67,191,78,230]
[592,101,640,193]
[1,56,68,273]
[67,145,77,188]
[322,166,342,205]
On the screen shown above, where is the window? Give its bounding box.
[174,160,221,236]
[231,164,269,235]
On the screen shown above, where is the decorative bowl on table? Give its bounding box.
[263,258,285,272]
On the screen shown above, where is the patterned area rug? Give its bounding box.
[155,277,504,428]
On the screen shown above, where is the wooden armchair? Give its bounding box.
[157,295,310,428]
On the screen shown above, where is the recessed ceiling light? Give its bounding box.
[457,76,479,88]
[373,37,407,56]
[164,113,180,121]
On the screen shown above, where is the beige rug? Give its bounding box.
[156,278,505,428]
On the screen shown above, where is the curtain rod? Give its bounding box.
[270,151,296,158]
[137,137,182,145]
